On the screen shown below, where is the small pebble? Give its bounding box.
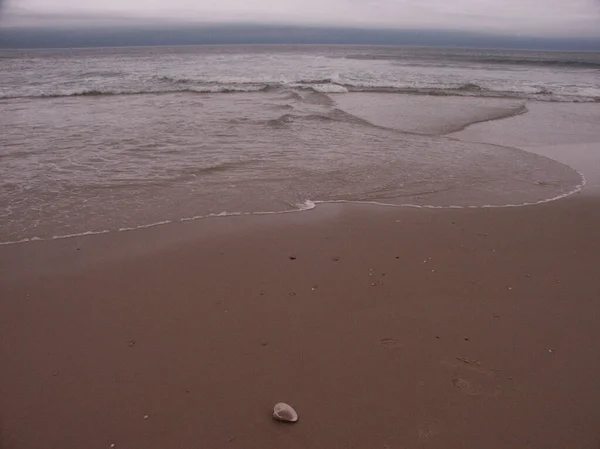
[332,257,340,261]
[143,415,149,420]
[289,256,296,260]
[128,340,136,347]
[289,292,296,296]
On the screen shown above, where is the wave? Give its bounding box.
[341,82,588,100]
[1,79,598,102]
[346,54,600,69]
[0,84,273,100]
[464,58,600,69]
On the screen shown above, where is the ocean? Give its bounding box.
[1,45,598,244]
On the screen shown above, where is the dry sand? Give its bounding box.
[2,195,600,449]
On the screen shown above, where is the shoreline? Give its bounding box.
[0,151,589,248]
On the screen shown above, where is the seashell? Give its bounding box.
[273,402,298,423]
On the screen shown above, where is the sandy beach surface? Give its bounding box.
[2,192,600,449]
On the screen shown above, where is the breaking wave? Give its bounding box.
[2,78,598,102]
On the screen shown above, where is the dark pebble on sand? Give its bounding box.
[289,256,297,260]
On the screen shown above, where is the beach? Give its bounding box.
[2,192,600,448]
[1,45,600,448]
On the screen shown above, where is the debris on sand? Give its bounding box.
[273,402,298,423]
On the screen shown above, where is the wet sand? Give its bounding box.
[2,195,600,449]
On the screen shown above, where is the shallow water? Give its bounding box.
[1,45,597,244]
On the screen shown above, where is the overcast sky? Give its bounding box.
[3,0,600,38]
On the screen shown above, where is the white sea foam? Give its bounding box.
[306,84,349,93]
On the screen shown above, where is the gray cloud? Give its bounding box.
[3,0,600,38]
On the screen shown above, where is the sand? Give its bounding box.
[2,195,600,449]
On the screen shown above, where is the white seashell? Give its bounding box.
[273,402,298,423]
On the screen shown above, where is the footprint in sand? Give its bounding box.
[442,357,500,397]
[452,377,484,396]
[380,338,403,349]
